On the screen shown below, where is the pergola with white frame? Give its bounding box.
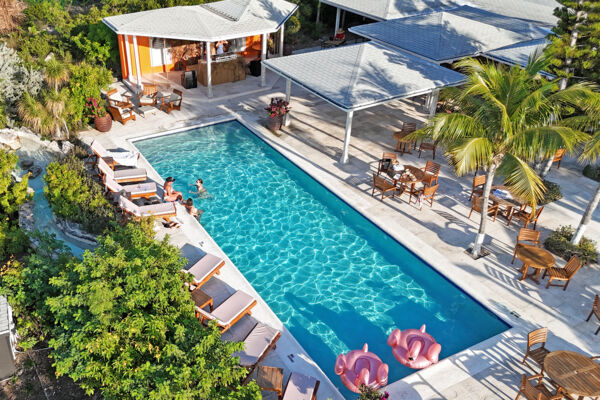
[103,0,298,97]
[263,42,466,164]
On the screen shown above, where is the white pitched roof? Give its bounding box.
[263,42,466,111]
[350,6,549,63]
[319,0,459,21]
[102,0,298,41]
[464,0,559,27]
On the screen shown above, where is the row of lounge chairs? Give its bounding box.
[90,140,320,398]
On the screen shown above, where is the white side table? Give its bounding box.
[138,105,158,118]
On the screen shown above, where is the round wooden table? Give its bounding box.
[515,244,555,283]
[387,165,425,194]
[544,350,600,399]
[490,185,525,222]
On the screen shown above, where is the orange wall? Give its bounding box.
[136,36,176,75]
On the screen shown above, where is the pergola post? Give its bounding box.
[340,110,354,164]
[261,33,268,86]
[316,1,321,24]
[334,7,341,35]
[206,41,213,98]
[283,78,292,127]
[123,34,133,81]
[132,35,142,89]
[279,23,285,57]
[426,89,440,118]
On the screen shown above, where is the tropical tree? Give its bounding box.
[413,56,593,258]
[43,57,70,93]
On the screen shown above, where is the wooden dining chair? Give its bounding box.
[377,152,397,175]
[512,228,541,264]
[422,160,441,186]
[394,122,417,152]
[514,374,564,400]
[469,196,499,222]
[371,173,396,201]
[418,141,437,159]
[138,84,158,106]
[586,294,600,335]
[522,327,550,374]
[552,148,566,169]
[508,205,544,230]
[409,184,438,209]
[542,256,583,291]
[469,174,486,201]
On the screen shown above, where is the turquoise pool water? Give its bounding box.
[135,121,509,395]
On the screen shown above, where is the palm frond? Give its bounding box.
[447,137,494,176]
[581,131,600,162]
[419,113,485,145]
[498,153,545,208]
[511,126,588,160]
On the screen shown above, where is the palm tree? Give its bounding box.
[44,58,69,94]
[413,56,594,258]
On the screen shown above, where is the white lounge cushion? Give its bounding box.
[140,95,155,103]
[167,93,181,103]
[138,202,176,217]
[282,373,318,400]
[234,323,280,367]
[91,140,139,167]
[113,168,146,180]
[185,253,224,284]
[122,182,157,196]
[199,291,255,327]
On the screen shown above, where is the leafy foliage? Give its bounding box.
[0,233,73,349]
[65,61,112,128]
[0,150,31,260]
[0,42,43,105]
[583,164,600,181]
[47,220,261,399]
[546,1,600,84]
[358,385,390,400]
[539,180,563,205]
[544,225,598,264]
[44,155,116,234]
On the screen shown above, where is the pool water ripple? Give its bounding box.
[135,121,508,396]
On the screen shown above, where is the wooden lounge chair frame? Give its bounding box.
[508,205,544,230]
[514,374,564,400]
[469,196,499,222]
[108,104,136,125]
[512,228,541,264]
[160,89,183,114]
[377,152,397,175]
[197,292,257,334]
[372,173,396,200]
[89,140,140,167]
[522,327,550,374]
[118,195,177,223]
[470,174,486,201]
[107,88,133,108]
[238,323,282,381]
[104,175,157,200]
[542,255,583,290]
[552,148,566,169]
[409,183,438,209]
[97,157,147,184]
[184,253,225,288]
[586,294,600,335]
[138,84,158,106]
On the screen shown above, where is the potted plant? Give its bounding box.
[85,96,111,133]
[265,98,290,132]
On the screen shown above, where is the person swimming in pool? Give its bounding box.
[184,198,203,221]
[190,178,212,199]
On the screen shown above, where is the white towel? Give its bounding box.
[108,151,138,167]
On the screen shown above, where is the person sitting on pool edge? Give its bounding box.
[184,198,203,220]
[163,176,183,202]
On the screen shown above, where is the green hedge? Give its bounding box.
[540,180,562,205]
[583,164,600,182]
[544,225,599,265]
[44,155,116,235]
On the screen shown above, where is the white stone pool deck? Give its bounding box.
[80,73,600,399]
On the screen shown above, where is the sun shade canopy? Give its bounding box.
[102,0,298,42]
[350,6,549,63]
[263,42,466,112]
[318,0,458,21]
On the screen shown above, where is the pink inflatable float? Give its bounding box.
[387,324,441,369]
[335,343,389,393]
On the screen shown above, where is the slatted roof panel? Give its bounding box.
[319,0,459,21]
[263,42,466,111]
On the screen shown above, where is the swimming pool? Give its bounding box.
[135,121,509,395]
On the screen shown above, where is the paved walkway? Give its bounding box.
[82,73,600,399]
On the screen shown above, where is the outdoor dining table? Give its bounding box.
[515,244,555,283]
[490,185,526,222]
[544,350,600,400]
[386,165,425,194]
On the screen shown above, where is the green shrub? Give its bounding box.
[65,62,112,128]
[359,385,390,400]
[540,180,562,205]
[44,155,116,235]
[47,220,261,399]
[583,164,600,182]
[544,225,599,264]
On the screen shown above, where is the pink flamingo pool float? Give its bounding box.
[387,324,441,369]
[335,343,389,393]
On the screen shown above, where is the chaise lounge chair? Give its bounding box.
[282,372,320,400]
[104,175,157,200]
[196,290,257,333]
[107,88,133,108]
[118,195,177,222]
[98,157,147,184]
[108,104,136,125]
[233,322,281,375]
[159,89,183,114]
[90,139,139,167]
[182,250,225,287]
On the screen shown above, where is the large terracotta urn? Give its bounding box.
[94,113,112,133]
[266,116,282,132]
